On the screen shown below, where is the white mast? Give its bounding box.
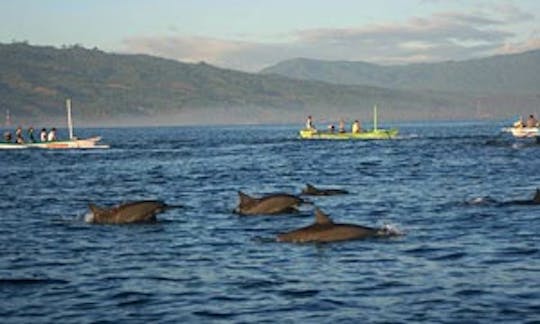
[373,104,378,131]
[66,99,74,140]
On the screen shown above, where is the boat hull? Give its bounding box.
[299,128,398,140]
[502,127,539,138]
[0,137,109,150]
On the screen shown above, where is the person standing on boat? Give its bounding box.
[15,126,24,144]
[27,127,35,143]
[40,128,47,142]
[306,116,316,130]
[47,128,57,141]
[352,120,361,134]
[526,114,538,128]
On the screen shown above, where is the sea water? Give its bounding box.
[1,121,539,323]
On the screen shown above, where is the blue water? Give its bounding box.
[1,121,539,323]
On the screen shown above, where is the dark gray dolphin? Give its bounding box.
[502,188,540,205]
[301,183,349,196]
[86,200,171,224]
[276,208,400,243]
[234,191,304,215]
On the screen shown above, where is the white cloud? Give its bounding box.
[120,5,539,71]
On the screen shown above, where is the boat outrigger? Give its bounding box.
[0,99,109,150]
[299,105,398,140]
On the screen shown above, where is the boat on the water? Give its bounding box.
[502,126,539,138]
[0,136,108,150]
[299,105,398,140]
[0,99,109,150]
[502,116,539,139]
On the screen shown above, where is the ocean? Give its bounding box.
[1,121,539,323]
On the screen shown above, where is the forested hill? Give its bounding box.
[260,50,540,95]
[0,43,537,126]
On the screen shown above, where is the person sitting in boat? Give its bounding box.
[47,128,57,141]
[526,114,538,128]
[305,115,316,130]
[352,120,361,134]
[27,127,35,143]
[339,119,346,133]
[3,131,12,143]
[328,124,335,133]
[40,128,47,142]
[15,126,24,144]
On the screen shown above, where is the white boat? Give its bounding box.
[1,99,109,150]
[502,126,539,138]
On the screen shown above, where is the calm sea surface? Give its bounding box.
[1,121,539,323]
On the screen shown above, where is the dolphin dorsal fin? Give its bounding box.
[314,208,333,225]
[306,183,316,190]
[88,203,105,215]
[238,191,255,206]
[534,188,540,203]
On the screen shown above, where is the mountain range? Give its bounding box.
[1,42,539,126]
[261,50,540,95]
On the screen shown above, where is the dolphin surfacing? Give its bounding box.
[301,183,349,196]
[277,208,400,243]
[234,191,304,215]
[86,200,169,224]
[503,188,540,205]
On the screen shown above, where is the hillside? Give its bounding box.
[0,43,537,126]
[260,51,540,95]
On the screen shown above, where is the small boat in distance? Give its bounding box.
[299,105,398,140]
[502,116,539,139]
[0,99,109,150]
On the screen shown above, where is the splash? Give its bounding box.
[379,223,404,236]
[466,196,497,205]
[83,212,94,223]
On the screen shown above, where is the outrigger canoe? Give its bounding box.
[1,99,109,150]
[299,128,398,140]
[299,105,398,140]
[0,136,109,150]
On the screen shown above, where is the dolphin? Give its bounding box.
[501,188,540,205]
[234,191,304,215]
[276,208,399,243]
[86,200,171,224]
[301,183,349,196]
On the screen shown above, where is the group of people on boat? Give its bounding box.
[306,116,363,134]
[513,114,539,128]
[3,126,57,144]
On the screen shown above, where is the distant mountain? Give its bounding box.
[0,43,538,126]
[261,50,540,95]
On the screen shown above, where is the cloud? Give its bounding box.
[120,6,539,71]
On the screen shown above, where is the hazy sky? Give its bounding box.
[1,0,539,71]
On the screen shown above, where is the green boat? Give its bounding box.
[299,105,398,140]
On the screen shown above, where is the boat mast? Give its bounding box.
[5,109,11,127]
[66,99,74,140]
[373,104,378,131]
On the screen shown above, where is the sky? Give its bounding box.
[1,0,539,71]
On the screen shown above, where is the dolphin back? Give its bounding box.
[277,208,396,243]
[302,184,348,196]
[88,200,167,224]
[236,192,302,215]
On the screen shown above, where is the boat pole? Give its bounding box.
[373,104,378,131]
[66,98,74,140]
